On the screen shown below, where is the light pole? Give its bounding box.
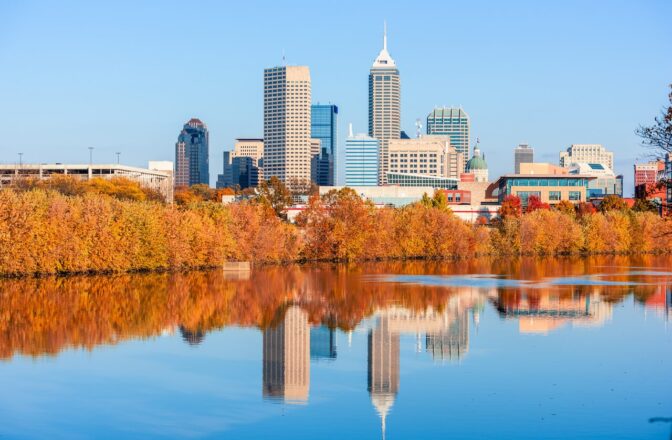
[88,147,94,165]
[116,152,121,164]
[18,153,23,167]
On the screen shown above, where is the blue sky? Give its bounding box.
[1,0,671,194]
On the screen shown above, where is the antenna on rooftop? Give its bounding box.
[282,49,286,66]
[415,119,422,138]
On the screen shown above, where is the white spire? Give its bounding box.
[348,122,354,138]
[372,21,396,68]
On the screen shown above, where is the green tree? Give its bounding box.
[256,176,293,220]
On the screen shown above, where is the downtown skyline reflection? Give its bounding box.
[0,257,670,439]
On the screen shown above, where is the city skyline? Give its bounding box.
[1,1,671,195]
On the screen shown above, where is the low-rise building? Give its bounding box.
[560,144,614,170]
[495,174,595,205]
[386,173,458,189]
[568,162,623,198]
[0,162,174,202]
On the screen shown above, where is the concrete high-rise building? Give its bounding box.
[216,138,264,189]
[311,104,338,186]
[426,107,470,170]
[387,135,463,181]
[369,24,401,185]
[560,144,614,170]
[175,118,209,187]
[368,315,399,439]
[345,127,379,187]
[264,66,312,188]
[514,144,534,174]
[262,305,310,403]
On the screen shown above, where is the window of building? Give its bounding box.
[549,191,561,201]
[569,191,581,201]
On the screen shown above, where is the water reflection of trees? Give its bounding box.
[0,255,669,359]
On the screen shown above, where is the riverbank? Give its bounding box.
[1,187,671,277]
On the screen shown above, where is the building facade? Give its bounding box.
[514,144,534,174]
[568,162,623,198]
[426,107,470,170]
[175,118,209,187]
[264,66,312,188]
[345,133,379,187]
[0,163,174,202]
[666,153,672,212]
[387,135,463,182]
[496,174,595,205]
[634,160,665,188]
[559,144,614,170]
[311,104,338,185]
[369,26,401,185]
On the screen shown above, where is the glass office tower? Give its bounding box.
[426,108,470,171]
[311,104,338,186]
[345,133,379,186]
[175,118,209,187]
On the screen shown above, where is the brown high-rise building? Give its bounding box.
[262,305,310,403]
[263,66,312,188]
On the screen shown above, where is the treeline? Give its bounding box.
[1,178,671,276]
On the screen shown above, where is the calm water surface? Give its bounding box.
[0,256,671,439]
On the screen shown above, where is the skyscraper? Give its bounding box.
[426,107,470,170]
[175,118,209,187]
[369,24,401,185]
[345,126,379,187]
[514,144,534,174]
[217,138,265,189]
[311,104,338,186]
[264,66,312,188]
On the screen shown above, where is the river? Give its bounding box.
[0,256,670,439]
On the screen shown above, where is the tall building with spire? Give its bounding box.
[368,315,399,440]
[369,23,401,185]
[264,66,312,188]
[175,118,209,187]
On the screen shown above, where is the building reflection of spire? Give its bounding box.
[262,305,310,404]
[368,315,399,440]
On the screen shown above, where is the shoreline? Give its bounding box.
[2,250,670,279]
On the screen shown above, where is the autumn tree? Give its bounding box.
[525,195,550,213]
[554,200,576,216]
[632,197,658,213]
[256,176,293,220]
[599,195,629,213]
[636,83,672,156]
[576,202,597,218]
[498,195,522,219]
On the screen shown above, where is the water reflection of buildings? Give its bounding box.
[310,326,337,360]
[179,326,205,345]
[645,286,672,321]
[262,306,310,404]
[494,291,613,334]
[367,289,485,438]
